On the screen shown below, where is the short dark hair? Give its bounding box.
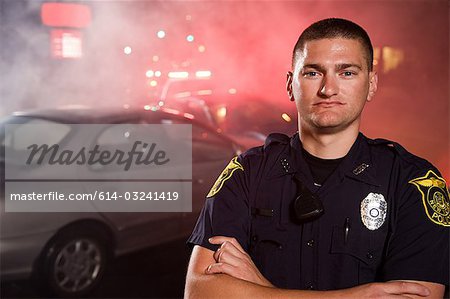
[292,18,373,71]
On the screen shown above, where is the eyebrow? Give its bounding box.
[336,63,363,71]
[302,63,363,72]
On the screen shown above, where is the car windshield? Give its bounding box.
[162,79,236,101]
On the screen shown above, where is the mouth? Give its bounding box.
[313,101,345,108]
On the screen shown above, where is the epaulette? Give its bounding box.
[368,138,408,155]
[368,137,430,169]
[264,133,290,150]
[368,138,395,148]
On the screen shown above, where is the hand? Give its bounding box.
[341,281,431,298]
[205,236,274,288]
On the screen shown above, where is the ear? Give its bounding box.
[286,71,295,101]
[367,71,378,102]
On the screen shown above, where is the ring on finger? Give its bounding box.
[217,248,225,262]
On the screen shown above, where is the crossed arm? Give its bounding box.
[184,236,445,299]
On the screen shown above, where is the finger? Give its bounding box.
[205,262,235,276]
[380,296,413,299]
[209,236,246,255]
[215,246,246,267]
[209,236,233,244]
[384,281,430,297]
[213,246,227,263]
[213,246,221,262]
[213,241,246,264]
[220,241,246,259]
[227,237,246,253]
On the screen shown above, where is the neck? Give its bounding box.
[299,124,360,159]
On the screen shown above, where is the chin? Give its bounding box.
[312,116,343,128]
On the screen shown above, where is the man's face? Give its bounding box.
[287,38,378,133]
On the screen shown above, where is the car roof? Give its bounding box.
[10,107,160,124]
[8,105,214,124]
[3,106,244,146]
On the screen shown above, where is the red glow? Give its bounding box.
[41,3,91,28]
[162,108,180,115]
[183,113,195,119]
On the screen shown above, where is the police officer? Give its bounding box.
[185,18,449,298]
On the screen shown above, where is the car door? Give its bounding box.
[85,118,186,251]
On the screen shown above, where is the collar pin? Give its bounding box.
[353,163,369,175]
[281,158,290,172]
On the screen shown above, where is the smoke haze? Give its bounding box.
[1,0,448,178]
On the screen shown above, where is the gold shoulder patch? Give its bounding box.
[409,170,450,227]
[206,157,244,198]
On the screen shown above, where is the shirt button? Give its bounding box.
[307,239,314,247]
[308,283,315,290]
[252,236,258,242]
[366,252,373,259]
[278,244,283,250]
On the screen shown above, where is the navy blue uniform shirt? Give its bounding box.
[188,133,449,290]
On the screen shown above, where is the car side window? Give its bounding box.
[2,119,72,166]
[3,119,71,151]
[96,124,146,146]
[91,123,165,172]
[158,117,235,162]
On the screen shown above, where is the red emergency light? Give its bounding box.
[41,2,91,28]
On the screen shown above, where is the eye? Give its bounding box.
[341,71,356,77]
[303,71,319,77]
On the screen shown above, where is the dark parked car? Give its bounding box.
[0,106,246,297]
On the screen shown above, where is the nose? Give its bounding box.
[319,74,338,98]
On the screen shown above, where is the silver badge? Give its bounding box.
[360,193,387,230]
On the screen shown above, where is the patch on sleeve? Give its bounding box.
[409,170,450,227]
[206,157,244,198]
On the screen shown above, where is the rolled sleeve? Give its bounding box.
[187,155,251,252]
[380,168,449,285]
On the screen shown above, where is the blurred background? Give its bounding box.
[1,0,449,298]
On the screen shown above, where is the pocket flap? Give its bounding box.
[250,216,291,248]
[330,225,376,265]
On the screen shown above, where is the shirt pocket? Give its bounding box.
[249,222,291,287]
[330,225,383,286]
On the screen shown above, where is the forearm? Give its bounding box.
[184,244,318,298]
[185,272,339,299]
[185,245,435,299]
[185,272,272,299]
[185,244,343,298]
[185,273,437,299]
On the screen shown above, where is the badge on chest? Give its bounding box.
[360,193,387,230]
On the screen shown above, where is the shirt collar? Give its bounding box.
[338,133,380,187]
[266,133,380,187]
